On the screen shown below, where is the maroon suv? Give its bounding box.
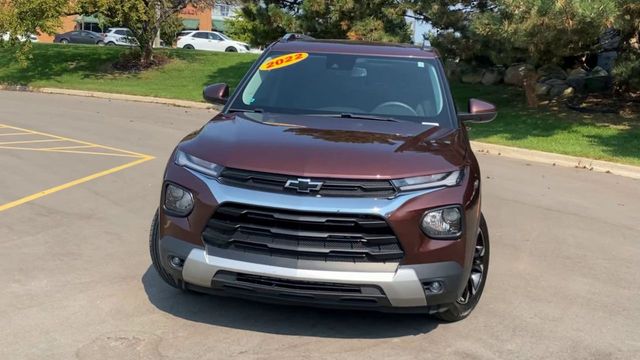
[150,35,496,322]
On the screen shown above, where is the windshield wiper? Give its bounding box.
[228,108,264,114]
[301,113,401,122]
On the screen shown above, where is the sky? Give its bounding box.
[407,13,434,45]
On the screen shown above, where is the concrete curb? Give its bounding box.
[0,85,216,110]
[471,141,640,180]
[2,85,639,180]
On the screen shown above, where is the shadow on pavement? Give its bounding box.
[141,266,439,338]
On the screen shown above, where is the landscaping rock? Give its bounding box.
[504,64,534,86]
[549,84,570,98]
[591,66,609,77]
[535,83,551,96]
[585,75,610,92]
[481,69,502,85]
[560,87,575,98]
[544,78,567,87]
[537,64,567,82]
[461,70,484,84]
[566,68,588,91]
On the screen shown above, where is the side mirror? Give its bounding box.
[459,98,497,123]
[203,83,229,105]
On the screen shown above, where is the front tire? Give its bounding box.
[183,44,194,50]
[106,41,116,46]
[149,209,181,289]
[60,39,69,44]
[225,46,238,52]
[435,214,490,322]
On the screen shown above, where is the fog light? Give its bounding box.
[424,281,444,294]
[164,183,194,216]
[420,206,462,239]
[169,256,184,269]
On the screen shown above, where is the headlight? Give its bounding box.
[420,206,463,239]
[164,183,194,216]
[391,170,462,192]
[175,150,223,178]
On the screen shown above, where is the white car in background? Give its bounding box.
[176,31,250,52]
[104,28,138,46]
[1,32,38,42]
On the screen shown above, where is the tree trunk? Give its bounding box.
[523,69,539,108]
[142,41,154,65]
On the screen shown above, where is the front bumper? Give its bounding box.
[160,236,464,312]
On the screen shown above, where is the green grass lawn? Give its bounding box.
[0,43,259,99]
[1,43,639,165]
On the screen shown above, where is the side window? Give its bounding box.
[193,32,208,39]
[115,30,126,36]
[209,33,222,41]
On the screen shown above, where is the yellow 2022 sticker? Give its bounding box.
[259,52,309,71]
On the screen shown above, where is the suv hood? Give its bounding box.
[179,112,468,180]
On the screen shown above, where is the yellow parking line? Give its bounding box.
[0,156,154,213]
[0,145,139,157]
[0,132,31,136]
[41,145,95,150]
[0,124,148,158]
[50,149,140,158]
[0,139,63,146]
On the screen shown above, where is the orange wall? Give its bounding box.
[37,6,213,43]
[179,5,212,31]
[38,16,77,43]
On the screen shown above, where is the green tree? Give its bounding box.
[226,0,300,47]
[79,0,215,65]
[160,12,184,47]
[226,0,411,47]
[0,0,72,62]
[611,1,640,92]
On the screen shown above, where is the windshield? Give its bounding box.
[218,32,231,41]
[229,51,451,126]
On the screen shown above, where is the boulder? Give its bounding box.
[585,75,611,92]
[560,87,575,98]
[535,83,551,96]
[549,84,570,98]
[481,69,502,85]
[537,64,567,82]
[544,78,567,87]
[461,70,484,84]
[591,66,609,77]
[568,68,588,77]
[566,68,588,91]
[504,64,534,86]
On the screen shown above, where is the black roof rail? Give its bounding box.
[281,33,315,42]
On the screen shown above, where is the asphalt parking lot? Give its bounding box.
[1,90,639,360]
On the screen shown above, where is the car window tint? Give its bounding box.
[115,30,126,36]
[193,32,208,39]
[209,33,222,40]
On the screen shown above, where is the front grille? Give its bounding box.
[235,273,362,294]
[203,203,404,263]
[212,271,389,307]
[219,167,397,198]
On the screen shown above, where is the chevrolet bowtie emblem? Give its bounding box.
[284,178,323,193]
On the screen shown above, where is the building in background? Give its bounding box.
[212,2,239,33]
[37,5,212,43]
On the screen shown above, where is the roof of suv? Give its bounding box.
[271,39,439,59]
